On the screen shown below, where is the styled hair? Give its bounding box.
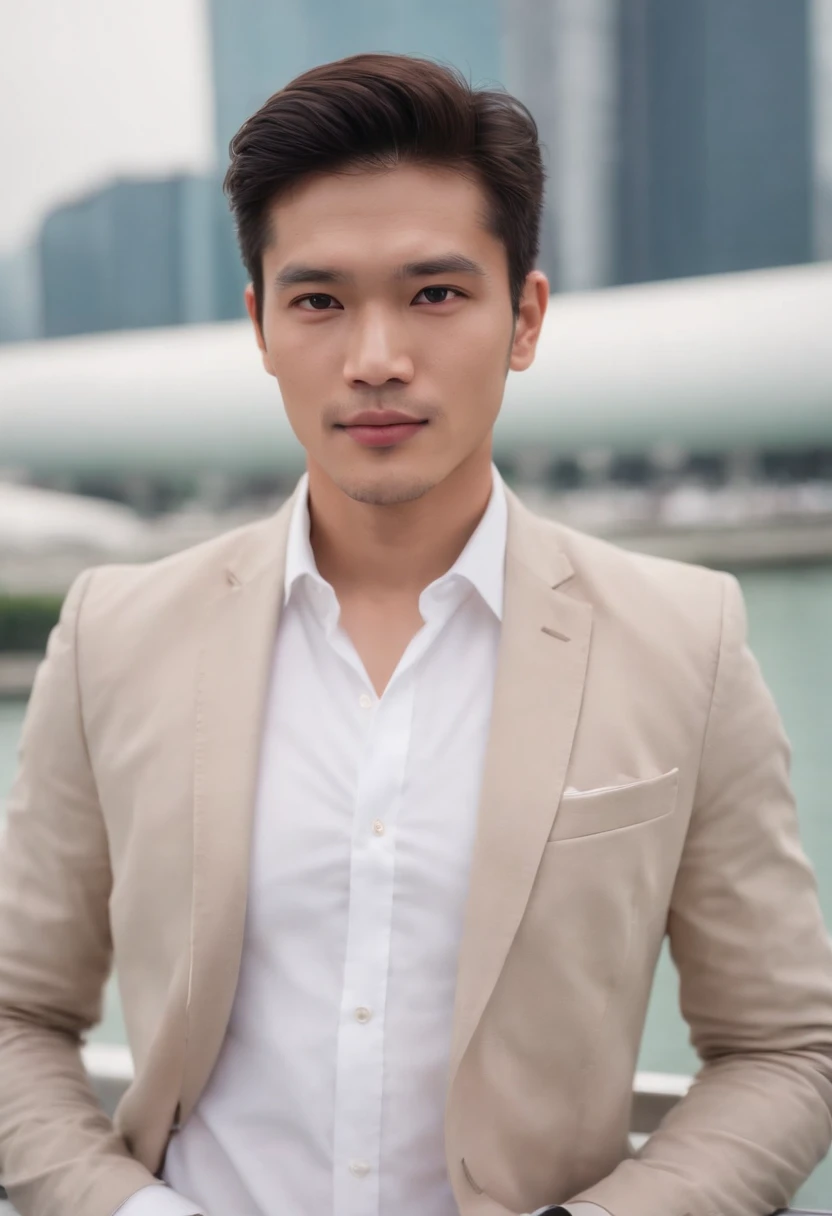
[223,53,545,325]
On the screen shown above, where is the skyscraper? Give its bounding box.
[39,176,220,338]
[501,0,618,291]
[0,245,40,343]
[208,0,502,166]
[614,0,813,284]
[812,0,832,260]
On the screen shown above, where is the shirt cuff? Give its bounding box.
[113,1183,203,1216]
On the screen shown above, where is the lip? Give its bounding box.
[340,421,427,448]
[336,410,429,449]
[339,410,426,427]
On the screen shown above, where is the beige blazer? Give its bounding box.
[0,482,831,1216]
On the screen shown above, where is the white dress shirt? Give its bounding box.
[117,468,604,1216]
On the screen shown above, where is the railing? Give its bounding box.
[0,1050,828,1214]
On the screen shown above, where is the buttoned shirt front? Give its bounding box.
[119,468,603,1216]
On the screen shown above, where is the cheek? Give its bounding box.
[268,323,323,372]
[426,320,508,411]
[267,330,335,411]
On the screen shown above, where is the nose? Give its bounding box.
[343,308,414,388]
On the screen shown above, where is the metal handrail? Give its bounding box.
[0,1050,827,1214]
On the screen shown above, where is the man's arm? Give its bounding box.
[0,571,164,1216]
[566,573,832,1216]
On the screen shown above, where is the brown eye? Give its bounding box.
[419,287,453,304]
[298,294,338,310]
[413,286,465,305]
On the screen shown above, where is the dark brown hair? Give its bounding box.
[223,53,545,325]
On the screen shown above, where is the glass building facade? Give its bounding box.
[504,0,815,290]
[39,175,221,338]
[614,0,813,284]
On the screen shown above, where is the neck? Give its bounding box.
[306,447,495,599]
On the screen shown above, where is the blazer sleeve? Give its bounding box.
[0,570,163,1216]
[568,572,832,1216]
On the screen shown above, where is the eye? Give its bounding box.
[295,294,342,311]
[413,286,465,305]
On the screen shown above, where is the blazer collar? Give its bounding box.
[220,475,575,599]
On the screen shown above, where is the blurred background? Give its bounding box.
[1,0,832,1206]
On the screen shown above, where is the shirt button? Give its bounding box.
[358,693,373,709]
[372,819,385,836]
[349,1159,371,1178]
[355,1006,372,1023]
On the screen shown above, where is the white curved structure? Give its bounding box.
[0,483,147,554]
[1,262,831,479]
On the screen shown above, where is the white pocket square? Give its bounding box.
[563,769,680,799]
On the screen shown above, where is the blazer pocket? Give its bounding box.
[547,767,680,843]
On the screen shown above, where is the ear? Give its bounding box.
[244,283,276,377]
[508,270,549,372]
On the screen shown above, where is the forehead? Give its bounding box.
[264,163,501,270]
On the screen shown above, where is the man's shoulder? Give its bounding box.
[513,498,733,693]
[76,508,285,637]
[529,510,734,715]
[522,502,728,614]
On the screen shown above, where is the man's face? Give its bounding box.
[247,162,546,506]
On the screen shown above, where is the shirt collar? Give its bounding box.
[283,465,507,622]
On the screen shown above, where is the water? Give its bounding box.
[1,562,831,1206]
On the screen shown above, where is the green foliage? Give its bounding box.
[0,595,63,653]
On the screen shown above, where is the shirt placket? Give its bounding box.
[331,667,415,1216]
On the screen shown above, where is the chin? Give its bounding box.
[336,471,437,507]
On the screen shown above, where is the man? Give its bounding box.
[0,52,831,1216]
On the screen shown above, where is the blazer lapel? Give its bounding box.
[175,480,590,1117]
[179,489,298,1120]
[449,490,593,1085]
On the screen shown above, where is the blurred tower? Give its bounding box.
[501,0,618,292]
[0,245,40,342]
[208,0,501,168]
[812,0,832,260]
[615,0,814,284]
[39,176,219,338]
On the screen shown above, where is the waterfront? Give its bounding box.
[1,560,831,1205]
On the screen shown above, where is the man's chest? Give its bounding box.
[246,600,500,922]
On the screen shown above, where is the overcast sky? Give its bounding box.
[0,0,214,252]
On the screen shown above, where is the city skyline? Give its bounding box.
[4,0,831,253]
[2,0,832,344]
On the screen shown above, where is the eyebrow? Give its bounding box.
[273,252,487,291]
